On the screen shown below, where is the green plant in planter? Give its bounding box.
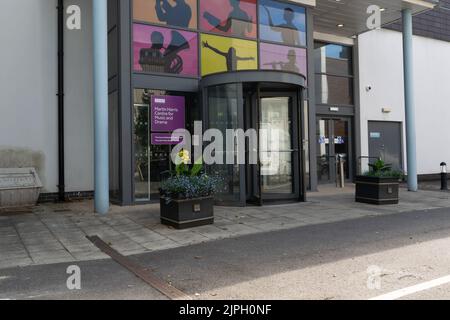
[160,150,221,203]
[364,159,404,179]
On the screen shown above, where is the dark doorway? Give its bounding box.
[316,117,353,184]
[368,121,403,171]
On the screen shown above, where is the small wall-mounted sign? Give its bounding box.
[334,136,345,145]
[151,133,184,146]
[370,132,381,139]
[330,107,339,112]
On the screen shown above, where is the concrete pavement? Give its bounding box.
[2,205,450,299]
[1,186,450,271]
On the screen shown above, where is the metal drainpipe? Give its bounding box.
[57,0,66,202]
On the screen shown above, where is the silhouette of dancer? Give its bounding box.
[156,0,192,28]
[203,41,254,72]
[264,50,299,73]
[263,6,301,46]
[203,0,253,38]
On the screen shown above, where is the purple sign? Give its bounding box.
[151,95,186,132]
[151,133,184,146]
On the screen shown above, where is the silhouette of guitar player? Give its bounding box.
[203,0,253,38]
[156,0,192,28]
[263,6,301,46]
[202,41,254,72]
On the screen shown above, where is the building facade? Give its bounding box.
[0,0,443,207]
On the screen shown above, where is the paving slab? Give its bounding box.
[1,186,450,270]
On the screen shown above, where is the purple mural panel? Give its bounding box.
[151,95,186,132]
[260,42,307,77]
[133,23,198,76]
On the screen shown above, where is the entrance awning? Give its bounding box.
[312,0,439,38]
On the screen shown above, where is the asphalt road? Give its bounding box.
[2,207,450,300]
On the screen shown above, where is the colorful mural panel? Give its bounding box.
[201,34,258,76]
[133,24,198,76]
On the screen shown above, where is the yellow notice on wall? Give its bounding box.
[201,34,258,76]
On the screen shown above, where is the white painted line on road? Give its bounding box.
[370,275,450,300]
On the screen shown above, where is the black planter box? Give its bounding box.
[355,176,400,205]
[160,196,214,229]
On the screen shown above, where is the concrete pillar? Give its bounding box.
[93,0,110,213]
[402,8,418,192]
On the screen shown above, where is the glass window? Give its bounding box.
[199,0,257,39]
[259,0,307,47]
[133,89,199,202]
[314,42,353,76]
[206,84,241,203]
[133,0,197,30]
[201,34,258,76]
[315,75,354,106]
[260,42,307,76]
[133,23,198,77]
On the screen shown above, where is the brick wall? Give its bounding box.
[385,0,450,42]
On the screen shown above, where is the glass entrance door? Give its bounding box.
[204,83,304,206]
[246,92,301,204]
[259,96,300,201]
[316,118,352,184]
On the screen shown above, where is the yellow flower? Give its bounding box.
[179,149,190,164]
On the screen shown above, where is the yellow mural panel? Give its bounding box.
[201,34,258,76]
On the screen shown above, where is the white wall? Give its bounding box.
[358,29,450,175]
[0,0,59,193]
[0,0,94,193]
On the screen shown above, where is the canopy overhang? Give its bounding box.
[291,0,439,39]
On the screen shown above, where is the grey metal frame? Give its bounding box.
[306,9,317,191]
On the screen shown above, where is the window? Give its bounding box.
[314,42,354,106]
[260,42,307,76]
[199,0,257,39]
[259,0,307,47]
[133,0,198,30]
[133,23,199,77]
[133,89,199,202]
[201,34,258,76]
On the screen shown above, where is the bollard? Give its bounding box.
[339,155,345,188]
[441,162,448,191]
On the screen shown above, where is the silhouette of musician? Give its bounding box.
[264,49,299,73]
[139,30,190,74]
[155,0,192,28]
[203,0,253,38]
[202,41,254,72]
[263,6,301,46]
